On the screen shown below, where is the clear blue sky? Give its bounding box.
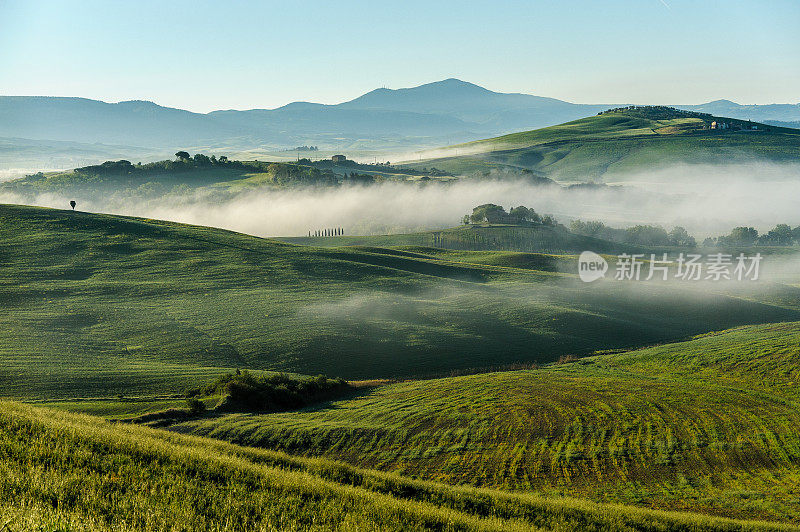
[1,0,797,112]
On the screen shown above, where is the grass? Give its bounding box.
[1,400,796,531]
[7,205,800,526]
[404,109,800,181]
[279,224,637,254]
[169,322,800,524]
[3,204,800,398]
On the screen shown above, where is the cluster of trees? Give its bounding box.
[261,162,337,186]
[708,224,800,247]
[152,155,338,186]
[412,167,449,177]
[70,159,139,176]
[68,153,233,177]
[570,220,697,247]
[342,172,379,185]
[569,219,800,248]
[463,204,557,226]
[187,371,350,413]
[174,151,228,166]
[597,105,711,121]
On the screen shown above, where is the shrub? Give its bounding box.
[186,397,206,415]
[192,372,351,413]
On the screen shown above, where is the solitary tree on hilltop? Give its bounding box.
[69,200,76,210]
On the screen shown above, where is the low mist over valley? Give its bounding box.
[4,161,800,240]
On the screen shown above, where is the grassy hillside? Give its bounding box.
[406,107,800,182]
[172,322,800,524]
[0,154,452,203]
[279,223,637,254]
[5,401,794,531]
[0,157,340,202]
[4,204,800,398]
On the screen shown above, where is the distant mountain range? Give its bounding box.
[678,99,800,124]
[1,79,798,154]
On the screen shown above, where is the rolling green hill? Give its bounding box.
[279,223,639,254]
[0,157,339,202]
[5,401,794,531]
[3,204,800,398]
[8,204,800,527]
[0,153,451,204]
[405,107,800,182]
[170,322,800,525]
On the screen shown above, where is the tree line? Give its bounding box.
[310,228,344,237]
[570,219,800,248]
[570,220,696,247]
[707,224,800,247]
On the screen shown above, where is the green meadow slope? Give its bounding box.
[0,158,340,203]
[406,108,800,182]
[0,155,447,203]
[5,401,795,532]
[3,204,800,398]
[279,223,637,253]
[174,322,800,524]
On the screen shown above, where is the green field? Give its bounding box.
[3,204,799,398]
[405,108,800,182]
[167,322,800,525]
[6,204,800,528]
[2,400,797,531]
[279,223,652,254]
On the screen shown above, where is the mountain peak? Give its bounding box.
[406,78,494,94]
[427,78,487,87]
[117,100,161,107]
[341,79,497,111]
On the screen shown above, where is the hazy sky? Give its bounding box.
[1,0,798,112]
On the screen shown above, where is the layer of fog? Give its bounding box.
[391,142,498,165]
[3,162,800,239]
[0,168,54,182]
[297,276,800,355]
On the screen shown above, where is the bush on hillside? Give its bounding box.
[188,372,352,413]
[186,397,206,415]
